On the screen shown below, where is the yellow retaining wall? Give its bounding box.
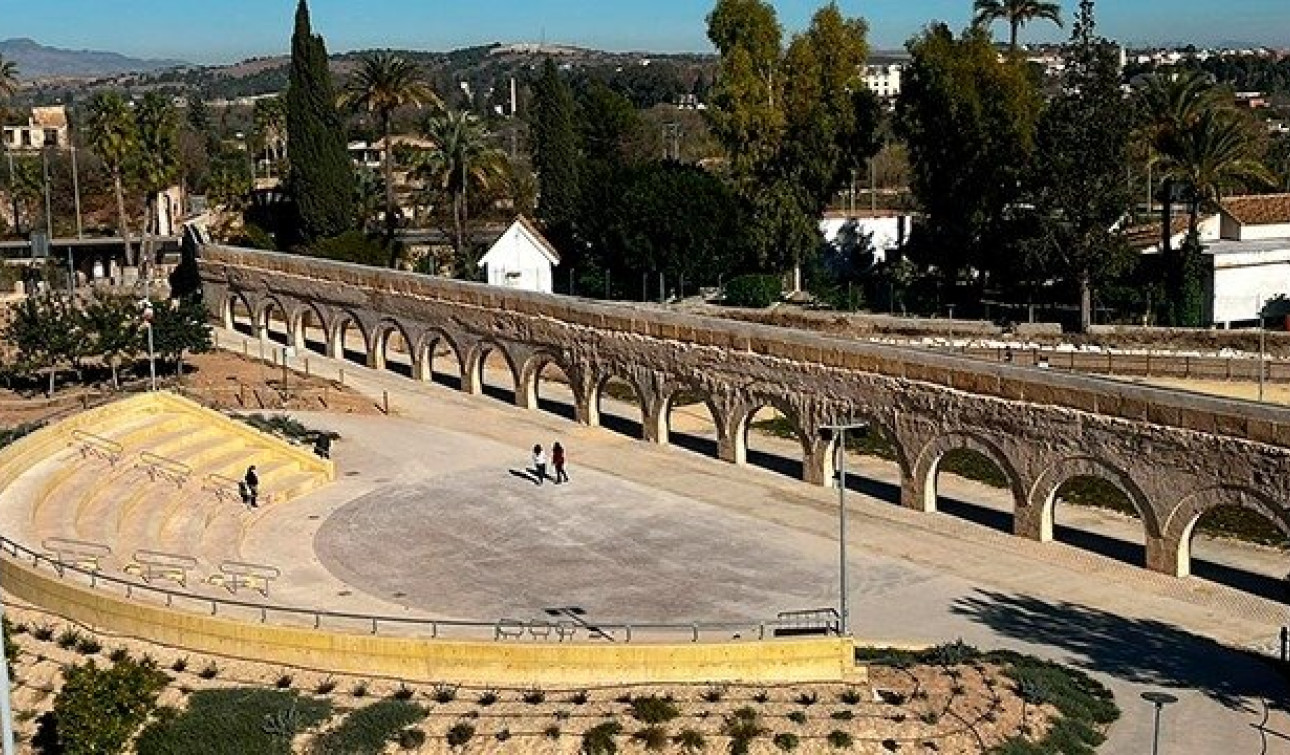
[1,556,858,685]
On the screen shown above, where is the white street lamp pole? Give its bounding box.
[142,302,156,391]
[823,420,868,636]
[0,594,16,755]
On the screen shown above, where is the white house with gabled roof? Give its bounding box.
[479,216,562,294]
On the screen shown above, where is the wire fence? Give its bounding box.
[957,346,1290,383]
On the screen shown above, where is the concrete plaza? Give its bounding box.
[221,328,1290,755]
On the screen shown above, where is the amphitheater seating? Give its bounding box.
[0,391,334,599]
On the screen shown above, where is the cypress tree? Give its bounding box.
[286,0,353,244]
[529,59,581,252]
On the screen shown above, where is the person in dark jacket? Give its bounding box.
[552,442,569,484]
[244,465,259,508]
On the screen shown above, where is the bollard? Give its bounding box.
[382,390,389,415]
[242,341,248,357]
[339,368,345,387]
[304,357,310,377]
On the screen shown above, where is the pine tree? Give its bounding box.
[529,59,581,253]
[286,0,353,244]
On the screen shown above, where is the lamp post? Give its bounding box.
[1141,690,1178,755]
[141,301,157,391]
[820,420,869,636]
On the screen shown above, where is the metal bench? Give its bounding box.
[129,549,198,588]
[214,560,281,597]
[70,430,123,466]
[495,619,527,640]
[135,451,192,488]
[773,607,841,637]
[41,537,112,573]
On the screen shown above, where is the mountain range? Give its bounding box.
[0,38,186,79]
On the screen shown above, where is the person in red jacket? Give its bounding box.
[552,442,569,484]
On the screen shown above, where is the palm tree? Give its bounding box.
[415,110,508,276]
[973,0,1063,50]
[340,53,439,252]
[1155,106,1275,235]
[84,92,138,266]
[1,55,20,235]
[252,96,287,175]
[134,93,181,282]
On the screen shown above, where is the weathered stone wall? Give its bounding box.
[200,245,1290,578]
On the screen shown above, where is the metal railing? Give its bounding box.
[202,472,244,504]
[0,534,815,644]
[70,429,124,466]
[136,451,192,487]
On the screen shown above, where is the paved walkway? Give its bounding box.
[219,328,1290,755]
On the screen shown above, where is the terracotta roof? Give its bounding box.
[514,215,562,264]
[1124,215,1191,250]
[1220,194,1290,226]
[31,106,67,129]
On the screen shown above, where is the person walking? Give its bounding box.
[244,465,260,508]
[552,442,569,484]
[531,445,547,485]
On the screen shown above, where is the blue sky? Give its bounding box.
[1,0,1287,64]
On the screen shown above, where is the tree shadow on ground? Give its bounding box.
[950,588,1290,712]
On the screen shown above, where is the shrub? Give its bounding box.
[787,710,807,725]
[928,639,980,667]
[839,688,863,705]
[446,722,475,749]
[702,685,726,703]
[674,728,706,753]
[827,730,854,749]
[632,725,669,751]
[630,695,680,724]
[312,700,429,754]
[723,274,782,308]
[495,727,512,742]
[75,637,102,656]
[989,650,1119,755]
[56,628,82,650]
[316,677,337,695]
[308,230,392,269]
[2,617,18,675]
[795,691,818,707]
[722,709,766,755]
[391,684,415,701]
[351,680,369,698]
[831,710,854,721]
[752,689,770,703]
[568,688,590,705]
[773,732,800,751]
[398,728,426,750]
[522,686,546,704]
[919,710,940,725]
[31,624,54,642]
[582,720,623,755]
[108,647,130,663]
[275,674,293,689]
[431,683,458,703]
[544,724,562,739]
[49,658,168,755]
[170,657,188,673]
[197,661,219,679]
[476,688,498,706]
[136,688,330,755]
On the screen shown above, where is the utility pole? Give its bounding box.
[41,147,53,243]
[70,120,83,239]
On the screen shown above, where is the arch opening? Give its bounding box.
[925,445,1017,534]
[295,306,328,356]
[1184,504,1288,600]
[228,294,255,337]
[831,422,906,505]
[1050,476,1147,567]
[742,405,807,480]
[530,358,578,421]
[376,322,415,377]
[334,316,369,366]
[596,376,645,439]
[260,300,291,346]
[664,389,720,459]
[477,345,517,404]
[418,334,463,390]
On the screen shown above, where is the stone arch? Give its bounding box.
[657,384,737,463]
[806,412,912,492]
[731,398,814,481]
[327,310,370,363]
[518,350,585,421]
[1160,485,1290,577]
[911,430,1027,517]
[413,328,465,387]
[289,300,329,353]
[369,318,416,372]
[464,338,520,400]
[222,290,255,334]
[589,370,651,440]
[1026,456,1159,543]
[254,295,292,345]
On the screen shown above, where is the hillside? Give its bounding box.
[0,38,185,78]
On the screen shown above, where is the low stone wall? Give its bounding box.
[0,556,859,685]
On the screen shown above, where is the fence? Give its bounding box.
[957,346,1290,383]
[0,535,820,645]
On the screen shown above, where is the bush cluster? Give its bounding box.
[45,658,169,755]
[722,274,783,309]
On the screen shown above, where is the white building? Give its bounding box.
[479,216,561,294]
[863,64,903,99]
[2,105,69,151]
[820,211,913,264]
[1208,194,1290,326]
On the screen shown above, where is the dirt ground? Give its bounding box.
[0,351,379,429]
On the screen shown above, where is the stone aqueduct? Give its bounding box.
[200,245,1290,579]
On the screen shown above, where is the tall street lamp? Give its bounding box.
[819,419,869,636]
[1141,690,1178,755]
[141,301,157,391]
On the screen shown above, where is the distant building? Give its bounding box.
[820,210,913,265]
[479,216,561,294]
[863,64,903,100]
[2,105,69,151]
